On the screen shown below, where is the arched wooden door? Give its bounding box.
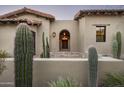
[59,30,70,51]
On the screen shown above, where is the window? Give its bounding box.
[96,26,106,42]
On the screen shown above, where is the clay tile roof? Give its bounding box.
[74,9,124,20]
[0,18,42,26]
[0,7,55,21]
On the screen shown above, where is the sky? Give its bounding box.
[0,5,124,20]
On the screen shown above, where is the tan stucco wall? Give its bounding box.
[50,20,79,52]
[0,13,51,56]
[0,58,123,87]
[79,16,124,56]
[37,19,50,56]
[78,18,85,53]
[0,24,16,56]
[0,12,124,57]
[17,13,51,56]
[0,24,37,56]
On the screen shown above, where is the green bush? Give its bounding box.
[48,77,79,87]
[102,73,124,87]
[0,50,8,75]
[0,50,8,58]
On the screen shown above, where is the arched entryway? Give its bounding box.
[59,30,70,51]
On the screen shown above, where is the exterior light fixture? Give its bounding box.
[52,32,56,38]
[64,32,66,35]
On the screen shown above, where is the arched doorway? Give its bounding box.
[59,30,70,51]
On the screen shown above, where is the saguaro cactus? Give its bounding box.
[42,32,46,58]
[41,32,50,58]
[14,23,34,87]
[88,47,98,87]
[46,37,50,58]
[112,40,118,58]
[116,32,121,59]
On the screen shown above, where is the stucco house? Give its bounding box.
[0,7,124,58]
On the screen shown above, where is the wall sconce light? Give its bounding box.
[52,32,56,38]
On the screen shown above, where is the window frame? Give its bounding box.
[96,26,106,42]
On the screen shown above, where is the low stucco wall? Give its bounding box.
[0,58,123,87]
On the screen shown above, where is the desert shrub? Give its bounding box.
[0,50,8,75]
[102,73,124,87]
[0,50,8,58]
[48,77,79,87]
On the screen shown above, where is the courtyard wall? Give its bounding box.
[0,58,123,87]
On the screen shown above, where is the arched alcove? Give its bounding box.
[59,30,70,51]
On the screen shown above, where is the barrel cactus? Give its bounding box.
[112,40,118,58]
[116,32,121,59]
[14,23,34,87]
[88,47,98,87]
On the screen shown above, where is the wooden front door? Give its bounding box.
[59,30,70,51]
[62,40,68,49]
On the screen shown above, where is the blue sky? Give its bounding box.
[0,5,124,20]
